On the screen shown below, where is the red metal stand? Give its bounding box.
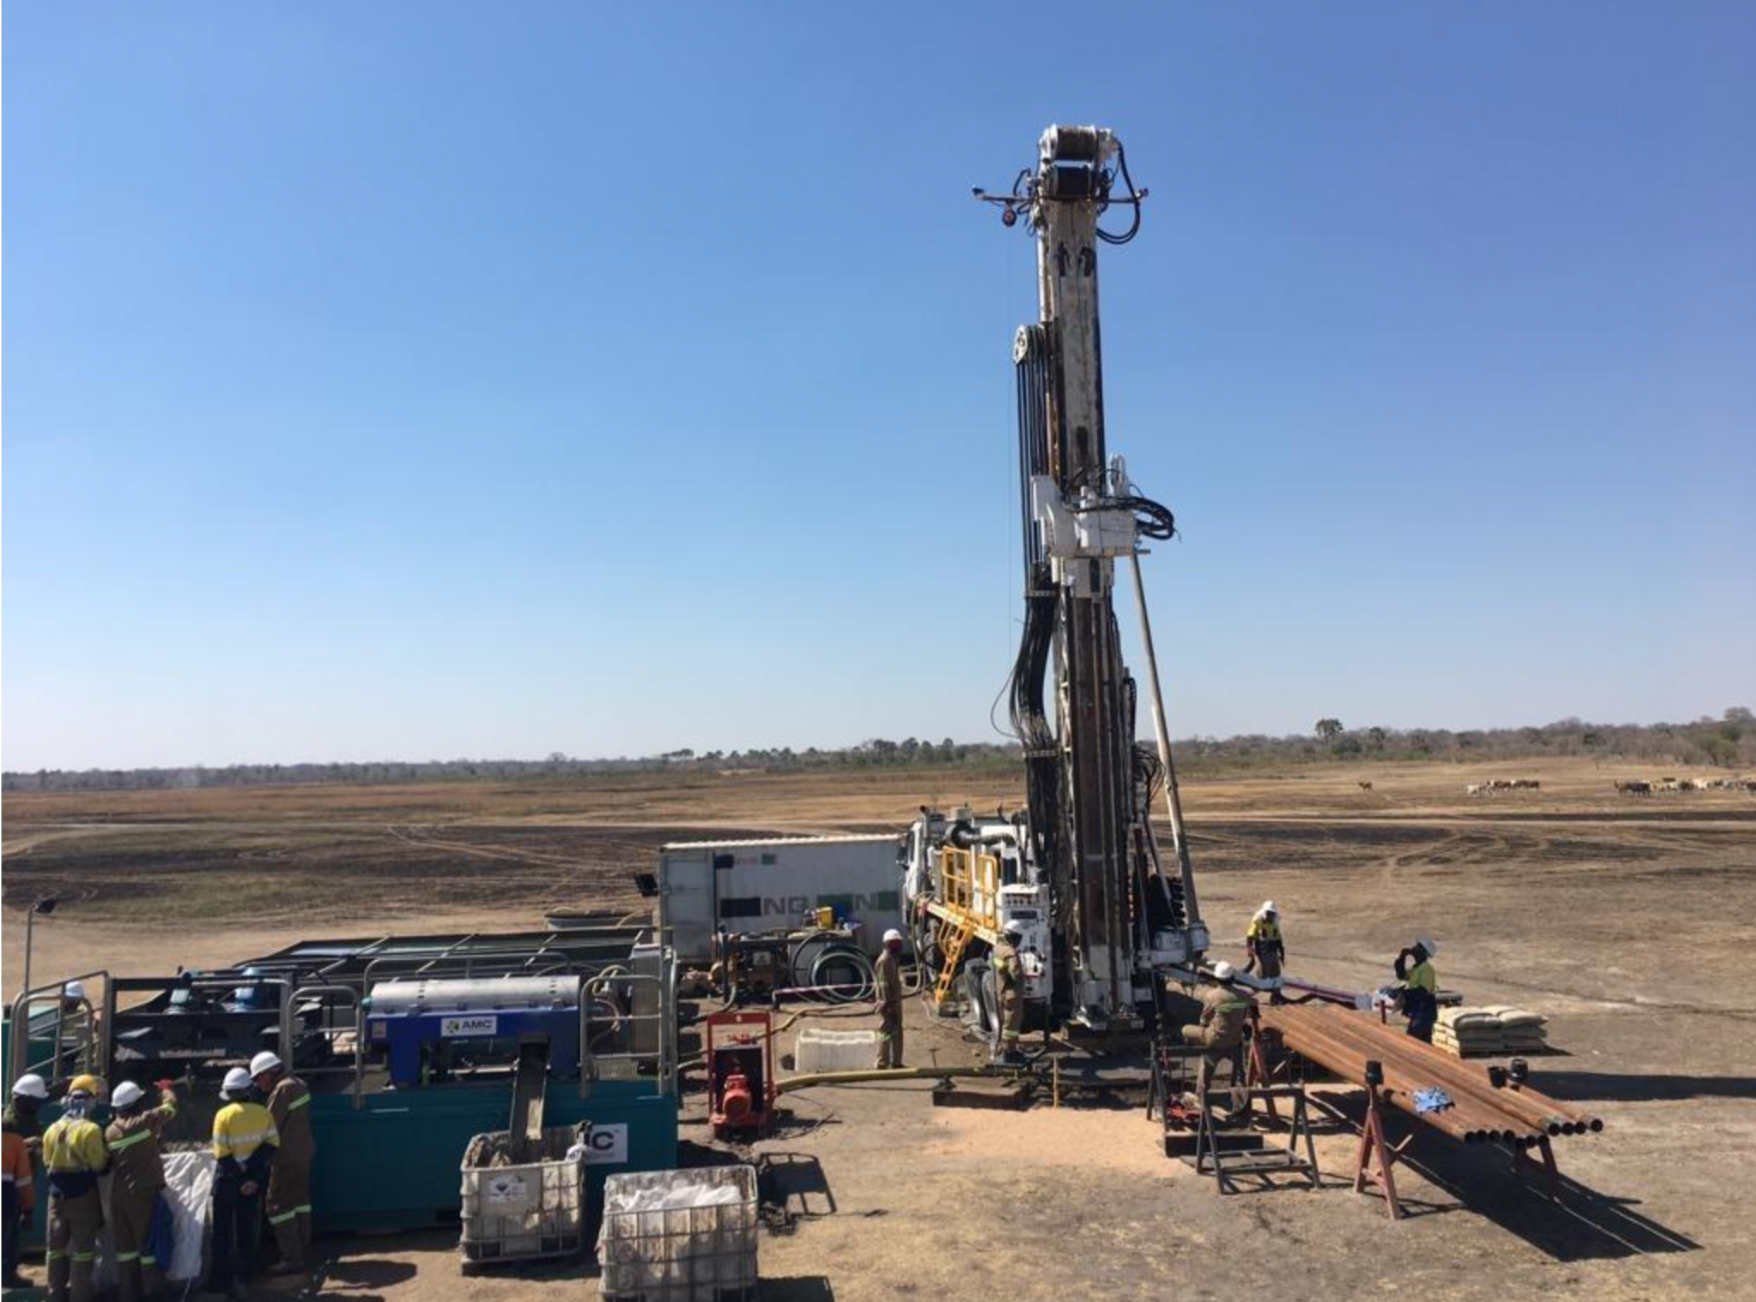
[1513,1134,1562,1196]
[1354,1078,1404,1219]
[1243,1018,1280,1123]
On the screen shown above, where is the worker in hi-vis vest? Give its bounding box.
[251,1050,316,1274]
[42,1077,108,1302]
[1180,962,1255,1102]
[208,1067,278,1300]
[1395,938,1440,1042]
[1245,900,1285,981]
[992,920,1026,1063]
[873,929,906,1069]
[104,1080,178,1302]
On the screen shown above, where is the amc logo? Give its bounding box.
[586,1123,628,1165]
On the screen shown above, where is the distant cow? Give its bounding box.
[1512,779,1541,790]
[1466,783,1485,796]
[1615,780,1653,796]
[1358,780,1374,791]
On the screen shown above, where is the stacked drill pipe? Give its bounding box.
[1260,1004,1602,1146]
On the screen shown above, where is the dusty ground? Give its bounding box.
[3,756,1754,1300]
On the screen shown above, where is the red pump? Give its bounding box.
[706,1009,775,1138]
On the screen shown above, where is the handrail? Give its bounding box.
[8,970,109,1088]
[578,970,674,1101]
[290,984,366,1109]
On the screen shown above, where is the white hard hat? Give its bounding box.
[1003,919,1026,937]
[111,1081,145,1110]
[881,929,903,945]
[62,980,86,1001]
[11,1073,49,1101]
[1257,900,1278,917]
[249,1051,283,1077]
[1416,937,1438,957]
[1211,960,1236,981]
[222,1067,253,1097]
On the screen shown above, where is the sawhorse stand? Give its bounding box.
[1355,1064,1407,1220]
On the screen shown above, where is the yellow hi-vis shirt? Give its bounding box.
[42,1116,107,1175]
[212,1101,279,1164]
[1246,917,1282,944]
[1403,959,1437,996]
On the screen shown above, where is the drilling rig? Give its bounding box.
[904,125,1208,1035]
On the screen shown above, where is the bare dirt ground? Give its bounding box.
[4,756,1754,1300]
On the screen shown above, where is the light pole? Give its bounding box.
[21,896,60,1007]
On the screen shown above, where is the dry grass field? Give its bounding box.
[3,755,1754,1300]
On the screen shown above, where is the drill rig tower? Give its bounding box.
[904,125,1207,1032]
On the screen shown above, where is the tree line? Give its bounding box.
[4,709,1749,794]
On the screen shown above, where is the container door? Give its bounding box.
[660,852,716,961]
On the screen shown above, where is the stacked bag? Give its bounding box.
[1433,1006,1549,1057]
[1481,1005,1550,1054]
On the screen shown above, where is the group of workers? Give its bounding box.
[870,901,1439,1080]
[1,1047,315,1302]
[870,918,1031,1070]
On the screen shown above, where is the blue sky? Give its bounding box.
[4,3,1753,770]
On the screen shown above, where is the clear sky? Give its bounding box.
[4,3,1753,770]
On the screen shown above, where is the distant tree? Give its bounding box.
[1315,719,1344,743]
[1367,726,1388,750]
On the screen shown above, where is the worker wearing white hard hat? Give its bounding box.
[872,929,907,1071]
[4,1077,49,1288]
[1180,961,1255,1102]
[209,1067,280,1298]
[1394,938,1440,1043]
[992,921,1028,1064]
[252,1049,317,1274]
[1245,901,1286,984]
[104,1080,179,1302]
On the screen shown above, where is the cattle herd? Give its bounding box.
[1613,776,1756,795]
[1464,776,1756,796]
[1465,778,1543,795]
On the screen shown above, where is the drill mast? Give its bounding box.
[904,125,1207,1034]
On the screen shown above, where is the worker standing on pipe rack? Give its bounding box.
[207,1067,278,1302]
[252,1050,316,1275]
[1395,938,1440,1043]
[993,921,1027,1064]
[104,1080,178,1302]
[873,929,907,1070]
[3,1091,39,1290]
[1244,901,1286,989]
[42,1077,108,1302]
[1179,962,1254,1103]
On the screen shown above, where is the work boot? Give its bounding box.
[268,1219,305,1273]
[48,1253,70,1302]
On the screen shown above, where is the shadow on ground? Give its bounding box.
[1314,1095,1700,1260]
[1533,1070,1756,1102]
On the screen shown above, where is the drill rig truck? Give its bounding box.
[904,125,1210,1034]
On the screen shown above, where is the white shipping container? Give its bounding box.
[658,835,904,962]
